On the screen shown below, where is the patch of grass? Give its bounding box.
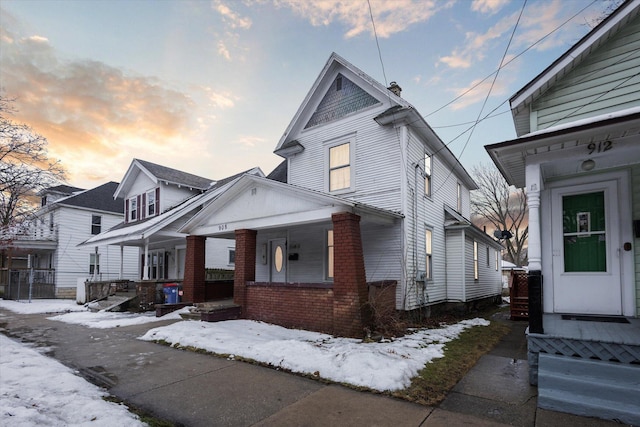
[391,308,511,406]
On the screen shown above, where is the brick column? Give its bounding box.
[234,229,257,315]
[183,235,206,303]
[332,212,370,338]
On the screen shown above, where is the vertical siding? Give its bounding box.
[534,15,640,130]
[632,165,640,315]
[54,207,138,289]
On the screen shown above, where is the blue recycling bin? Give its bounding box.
[163,283,179,304]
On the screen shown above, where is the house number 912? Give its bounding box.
[588,140,612,154]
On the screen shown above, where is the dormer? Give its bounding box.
[38,185,85,207]
[114,159,214,224]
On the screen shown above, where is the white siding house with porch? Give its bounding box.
[179,53,502,337]
[486,1,640,423]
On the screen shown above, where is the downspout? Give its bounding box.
[119,244,124,280]
[399,124,409,309]
[460,230,466,302]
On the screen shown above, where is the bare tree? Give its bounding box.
[0,96,66,228]
[471,163,528,267]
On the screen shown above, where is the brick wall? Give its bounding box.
[183,235,206,303]
[234,229,256,313]
[332,212,370,337]
[245,283,334,333]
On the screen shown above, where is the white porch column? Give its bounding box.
[119,245,124,280]
[525,163,542,272]
[143,239,149,280]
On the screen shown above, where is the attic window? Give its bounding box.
[336,76,342,91]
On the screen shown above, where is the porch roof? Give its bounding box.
[179,175,403,238]
[485,108,640,188]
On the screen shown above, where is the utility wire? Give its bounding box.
[432,0,527,196]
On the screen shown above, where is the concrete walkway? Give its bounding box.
[0,308,624,426]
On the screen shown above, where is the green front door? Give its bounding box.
[562,191,606,272]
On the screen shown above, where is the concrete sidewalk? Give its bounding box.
[0,307,625,426]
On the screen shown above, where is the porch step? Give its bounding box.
[538,353,640,425]
[86,294,137,312]
[184,300,241,322]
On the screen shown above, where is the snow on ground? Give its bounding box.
[0,334,146,427]
[0,298,89,314]
[140,318,489,392]
[48,307,191,329]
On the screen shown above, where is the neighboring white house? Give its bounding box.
[82,159,264,293]
[0,182,138,299]
[178,52,503,337]
[486,1,640,424]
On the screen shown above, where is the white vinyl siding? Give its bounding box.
[52,207,138,289]
[532,16,640,131]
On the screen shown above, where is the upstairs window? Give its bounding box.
[130,197,138,221]
[424,153,432,196]
[91,215,101,235]
[329,142,351,192]
[147,190,156,217]
[457,183,462,212]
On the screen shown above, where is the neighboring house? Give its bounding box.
[486,1,640,424]
[0,182,138,299]
[178,52,502,337]
[82,159,264,284]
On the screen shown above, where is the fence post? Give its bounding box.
[28,254,33,303]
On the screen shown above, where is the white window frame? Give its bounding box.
[228,248,236,265]
[146,190,156,217]
[457,182,462,212]
[325,136,355,194]
[495,250,499,271]
[130,196,138,221]
[326,229,334,280]
[473,240,479,280]
[425,227,433,280]
[424,153,432,197]
[89,253,100,275]
[91,214,101,235]
[147,249,166,280]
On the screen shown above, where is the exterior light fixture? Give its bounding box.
[581,159,596,171]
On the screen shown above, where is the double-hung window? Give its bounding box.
[473,241,479,280]
[425,228,432,280]
[147,190,156,217]
[457,183,462,212]
[89,253,100,275]
[424,153,432,197]
[91,215,101,235]
[328,141,352,192]
[130,197,138,221]
[326,229,334,279]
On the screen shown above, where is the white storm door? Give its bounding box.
[270,239,286,283]
[551,180,622,315]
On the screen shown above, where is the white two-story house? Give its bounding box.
[1,182,139,299]
[179,53,502,337]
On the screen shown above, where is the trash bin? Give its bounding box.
[162,283,179,304]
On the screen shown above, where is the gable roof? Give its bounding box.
[267,160,287,183]
[38,184,85,197]
[53,181,123,214]
[274,52,477,190]
[114,158,214,199]
[510,0,640,135]
[80,167,264,247]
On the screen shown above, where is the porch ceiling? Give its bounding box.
[486,109,640,188]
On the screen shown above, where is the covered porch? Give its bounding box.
[179,175,402,337]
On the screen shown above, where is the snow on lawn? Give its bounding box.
[48,307,191,329]
[140,318,490,392]
[0,335,146,427]
[0,298,89,314]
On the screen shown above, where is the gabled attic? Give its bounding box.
[114,158,214,200]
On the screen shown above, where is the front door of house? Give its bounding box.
[270,239,286,283]
[551,180,622,315]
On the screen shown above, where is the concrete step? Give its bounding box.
[538,353,640,425]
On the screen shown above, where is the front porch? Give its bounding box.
[528,314,640,425]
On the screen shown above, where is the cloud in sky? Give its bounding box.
[471,0,509,15]
[272,0,449,38]
[0,21,198,184]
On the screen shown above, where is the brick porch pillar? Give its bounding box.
[183,235,206,303]
[234,229,257,315]
[332,212,370,338]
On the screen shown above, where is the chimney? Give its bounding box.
[388,81,402,97]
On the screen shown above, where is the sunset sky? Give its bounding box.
[0,0,618,189]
